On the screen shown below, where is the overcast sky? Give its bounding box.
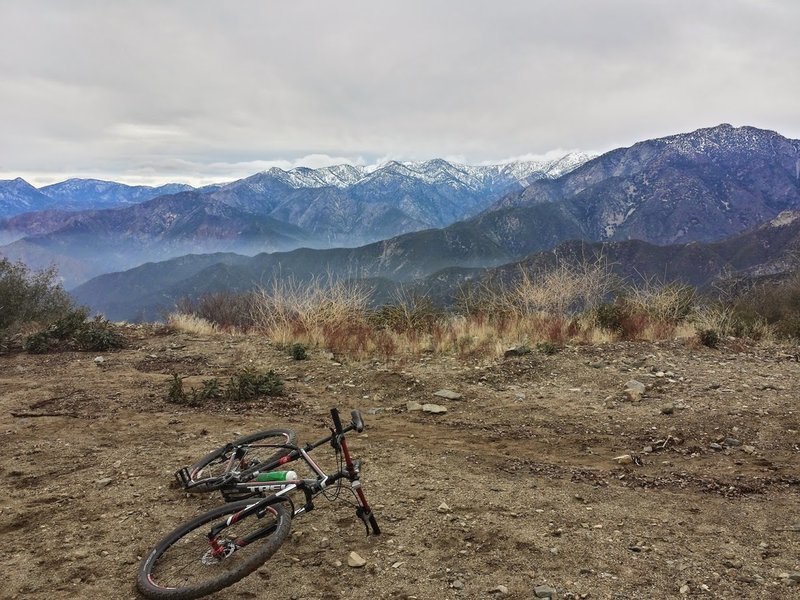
[1,0,798,186]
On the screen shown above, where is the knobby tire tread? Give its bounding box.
[136,500,291,600]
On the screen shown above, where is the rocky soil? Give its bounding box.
[1,327,798,599]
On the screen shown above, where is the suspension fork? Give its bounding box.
[330,408,381,535]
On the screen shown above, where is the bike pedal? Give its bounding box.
[174,467,192,488]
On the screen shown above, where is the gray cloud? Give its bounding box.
[1,0,799,186]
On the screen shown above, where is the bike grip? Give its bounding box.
[351,409,364,433]
[330,407,344,434]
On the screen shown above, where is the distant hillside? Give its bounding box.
[69,124,800,320]
[0,177,196,219]
[39,179,195,210]
[1,192,308,287]
[489,124,800,245]
[73,210,800,321]
[0,154,592,285]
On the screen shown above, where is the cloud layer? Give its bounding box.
[2,1,798,186]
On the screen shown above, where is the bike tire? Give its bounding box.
[137,499,291,600]
[186,428,297,493]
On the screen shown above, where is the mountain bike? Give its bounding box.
[136,407,380,600]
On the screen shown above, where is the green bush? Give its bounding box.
[697,328,720,348]
[0,259,74,346]
[289,343,308,360]
[73,318,127,351]
[23,330,55,354]
[225,369,284,401]
[22,310,126,353]
[594,301,630,332]
[167,370,284,405]
[167,374,188,404]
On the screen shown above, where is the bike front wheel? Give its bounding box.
[186,428,297,493]
[137,499,291,600]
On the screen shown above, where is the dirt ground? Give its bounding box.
[1,327,798,600]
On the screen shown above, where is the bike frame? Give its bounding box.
[179,408,380,550]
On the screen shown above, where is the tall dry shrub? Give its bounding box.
[249,276,373,349]
[513,259,615,317]
[175,292,256,330]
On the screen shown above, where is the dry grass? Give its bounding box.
[170,261,789,359]
[249,276,374,352]
[167,313,220,336]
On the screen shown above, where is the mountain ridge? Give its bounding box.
[0,154,594,284]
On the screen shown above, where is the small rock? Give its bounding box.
[786,572,800,583]
[724,437,742,447]
[709,443,724,451]
[94,356,105,364]
[660,405,674,415]
[347,551,366,568]
[679,584,690,594]
[643,446,654,454]
[534,584,557,599]
[488,585,509,595]
[613,454,633,465]
[451,580,464,590]
[625,380,646,393]
[95,477,113,488]
[437,502,451,513]
[367,407,384,415]
[742,445,756,454]
[422,403,447,414]
[623,389,643,402]
[722,559,743,569]
[406,401,423,412]
[433,389,462,400]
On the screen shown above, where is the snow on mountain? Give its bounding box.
[0,177,57,218]
[252,152,596,192]
[39,178,195,208]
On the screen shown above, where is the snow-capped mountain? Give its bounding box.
[0,178,57,219]
[0,152,595,286]
[39,179,194,209]
[43,125,800,322]
[255,152,595,192]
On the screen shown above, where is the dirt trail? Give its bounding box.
[1,328,798,599]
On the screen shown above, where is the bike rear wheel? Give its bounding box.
[137,499,291,600]
[186,429,297,493]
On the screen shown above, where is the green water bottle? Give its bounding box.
[254,470,297,482]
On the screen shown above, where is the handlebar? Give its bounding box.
[330,407,344,434]
[330,407,365,434]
